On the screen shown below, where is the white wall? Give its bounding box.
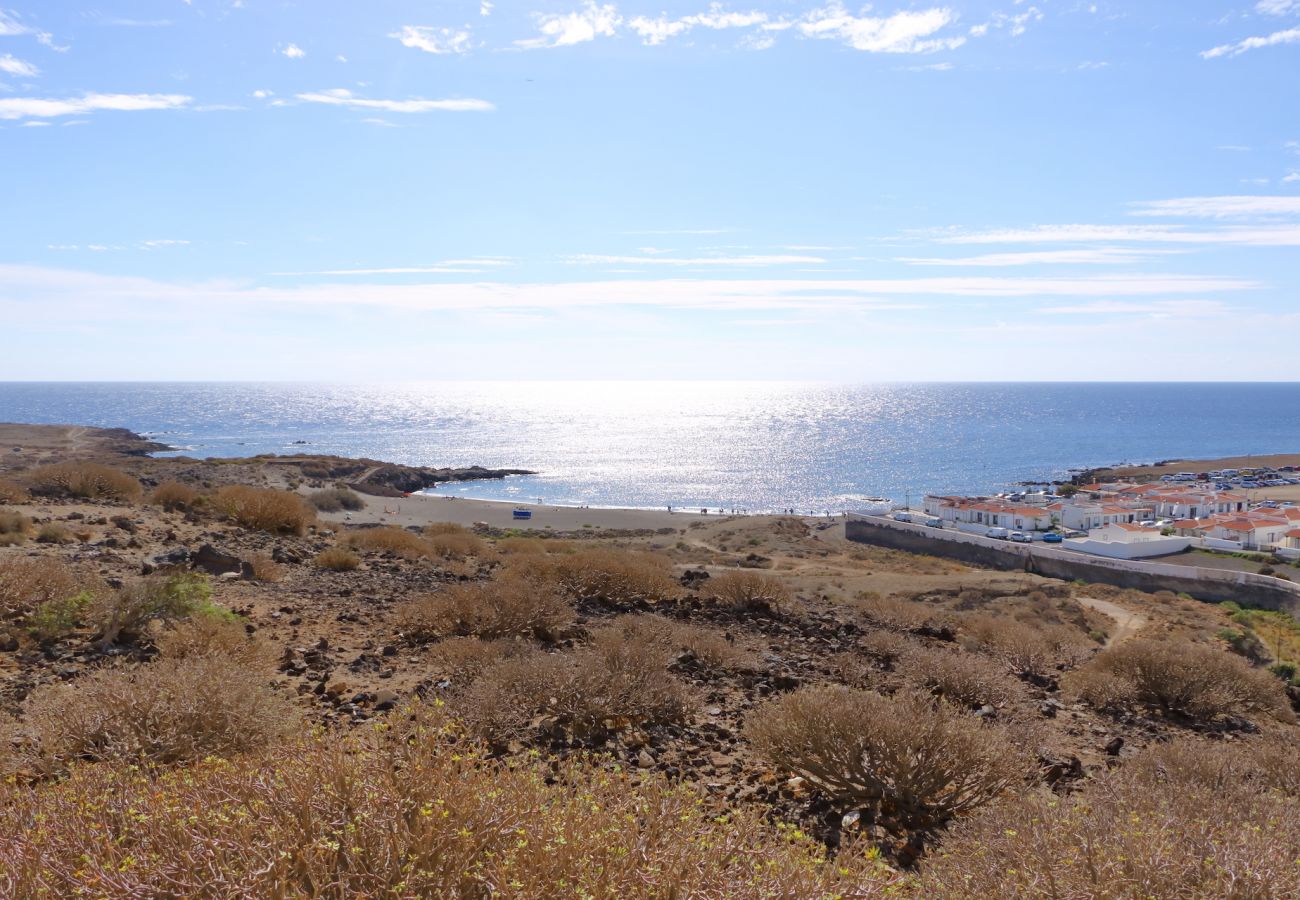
[1063,536,1192,559]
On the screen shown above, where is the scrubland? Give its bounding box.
[0,450,1298,897]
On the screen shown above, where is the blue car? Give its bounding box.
[1042,532,1063,544]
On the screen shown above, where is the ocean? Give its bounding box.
[2,382,1298,513]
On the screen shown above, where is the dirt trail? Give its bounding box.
[1077,596,1148,646]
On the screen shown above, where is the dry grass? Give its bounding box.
[154,616,273,669]
[457,627,693,743]
[901,646,1020,710]
[603,614,757,673]
[313,546,361,571]
[0,479,30,504]
[244,552,284,582]
[700,570,791,614]
[853,592,954,633]
[212,485,315,535]
[0,557,98,622]
[0,510,28,546]
[397,575,573,642]
[496,535,548,555]
[538,549,679,607]
[423,526,491,561]
[344,526,430,558]
[306,487,365,512]
[426,636,531,682]
[0,709,901,897]
[1065,638,1293,724]
[27,462,142,503]
[13,652,295,772]
[921,737,1300,896]
[747,685,1026,828]
[33,523,72,545]
[148,480,199,512]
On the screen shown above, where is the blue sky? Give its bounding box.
[1,0,1298,380]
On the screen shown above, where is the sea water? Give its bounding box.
[2,382,1298,513]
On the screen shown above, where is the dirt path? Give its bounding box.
[1077,596,1148,646]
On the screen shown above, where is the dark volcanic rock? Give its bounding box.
[191,544,253,579]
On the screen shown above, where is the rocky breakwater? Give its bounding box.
[353,463,534,497]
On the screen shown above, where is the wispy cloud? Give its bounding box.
[281,258,516,276]
[897,248,1172,267]
[0,267,1258,318]
[391,25,475,55]
[516,2,621,49]
[1128,195,1300,218]
[566,253,825,266]
[798,3,965,53]
[940,223,1300,246]
[629,5,771,46]
[0,92,192,121]
[1202,26,1300,58]
[1036,300,1230,317]
[0,10,59,49]
[0,54,38,78]
[1256,0,1299,14]
[294,88,494,113]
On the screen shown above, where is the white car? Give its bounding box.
[985,527,1009,539]
[892,511,913,522]
[1008,531,1032,543]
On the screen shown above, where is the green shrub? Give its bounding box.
[26,590,94,642]
[93,572,220,646]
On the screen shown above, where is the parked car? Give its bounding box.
[1042,532,1064,543]
[1063,529,1088,538]
[924,517,944,528]
[1008,531,1032,543]
[892,511,913,522]
[985,527,1009,539]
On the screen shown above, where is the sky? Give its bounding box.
[1,0,1298,381]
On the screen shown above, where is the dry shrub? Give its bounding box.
[0,557,97,621]
[593,614,756,675]
[244,552,284,582]
[922,738,1300,897]
[853,593,952,633]
[902,646,1020,710]
[961,615,1088,681]
[212,485,314,535]
[314,546,360,571]
[155,616,272,669]
[306,487,364,512]
[148,480,199,511]
[397,575,572,643]
[19,653,294,770]
[701,570,791,614]
[458,628,692,743]
[426,636,530,683]
[747,685,1025,828]
[344,526,429,558]
[27,462,142,503]
[424,530,491,561]
[545,549,678,607]
[424,522,469,536]
[497,535,547,555]
[0,711,902,897]
[0,479,30,504]
[0,510,27,546]
[1066,638,1292,724]
[33,523,71,545]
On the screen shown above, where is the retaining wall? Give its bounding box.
[846,516,1300,612]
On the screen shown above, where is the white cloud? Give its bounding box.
[281,43,306,59]
[1202,26,1300,58]
[251,89,273,99]
[1256,0,1299,14]
[566,253,826,266]
[140,239,190,249]
[294,88,494,113]
[897,248,1172,266]
[798,3,965,53]
[391,25,474,55]
[516,2,622,49]
[1036,300,1230,317]
[19,119,49,127]
[1129,195,1300,218]
[1285,171,1300,183]
[0,54,38,78]
[941,223,1300,246]
[0,92,192,121]
[0,10,58,49]
[0,266,1259,318]
[481,1,494,15]
[629,4,769,46]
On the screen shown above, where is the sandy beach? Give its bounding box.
[317,491,767,532]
